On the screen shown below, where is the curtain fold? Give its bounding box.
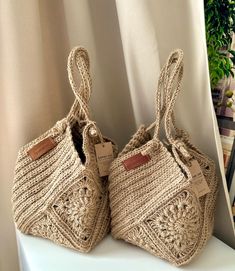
[115,0,160,126]
[1,1,234,270]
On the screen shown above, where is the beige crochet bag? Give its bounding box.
[109,49,218,266]
[12,47,117,252]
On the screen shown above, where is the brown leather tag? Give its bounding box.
[27,137,57,160]
[123,153,150,171]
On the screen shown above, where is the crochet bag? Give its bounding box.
[108,49,218,266]
[12,47,117,252]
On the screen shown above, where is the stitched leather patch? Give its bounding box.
[27,137,57,160]
[123,153,150,171]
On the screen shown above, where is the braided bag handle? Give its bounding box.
[148,49,192,176]
[162,50,184,144]
[146,51,181,133]
[67,47,92,123]
[160,52,184,138]
[149,50,184,142]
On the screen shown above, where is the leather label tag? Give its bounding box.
[95,142,114,177]
[188,159,210,198]
[123,153,150,171]
[28,137,57,160]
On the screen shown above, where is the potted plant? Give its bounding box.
[205,0,235,113]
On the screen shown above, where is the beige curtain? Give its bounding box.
[1,1,234,270]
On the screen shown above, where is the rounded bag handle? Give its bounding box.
[147,49,191,176]
[161,50,186,140]
[161,50,192,162]
[163,49,184,144]
[67,47,92,123]
[152,49,183,142]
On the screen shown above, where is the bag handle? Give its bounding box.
[163,51,192,163]
[143,50,191,177]
[64,47,105,144]
[163,49,184,144]
[152,49,191,160]
[66,47,92,123]
[152,50,183,141]
[161,58,181,137]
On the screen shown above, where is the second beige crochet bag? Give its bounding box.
[12,47,117,252]
[109,49,218,266]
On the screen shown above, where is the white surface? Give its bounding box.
[17,231,235,271]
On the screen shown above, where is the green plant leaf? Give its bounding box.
[204,0,235,88]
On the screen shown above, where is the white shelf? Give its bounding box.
[16,230,235,271]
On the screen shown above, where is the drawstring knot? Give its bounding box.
[52,119,68,136]
[141,139,159,156]
[173,139,191,160]
[80,120,104,144]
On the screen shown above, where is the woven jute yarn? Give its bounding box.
[12,47,117,252]
[108,49,218,266]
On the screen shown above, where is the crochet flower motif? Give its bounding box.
[53,181,97,240]
[147,190,201,259]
